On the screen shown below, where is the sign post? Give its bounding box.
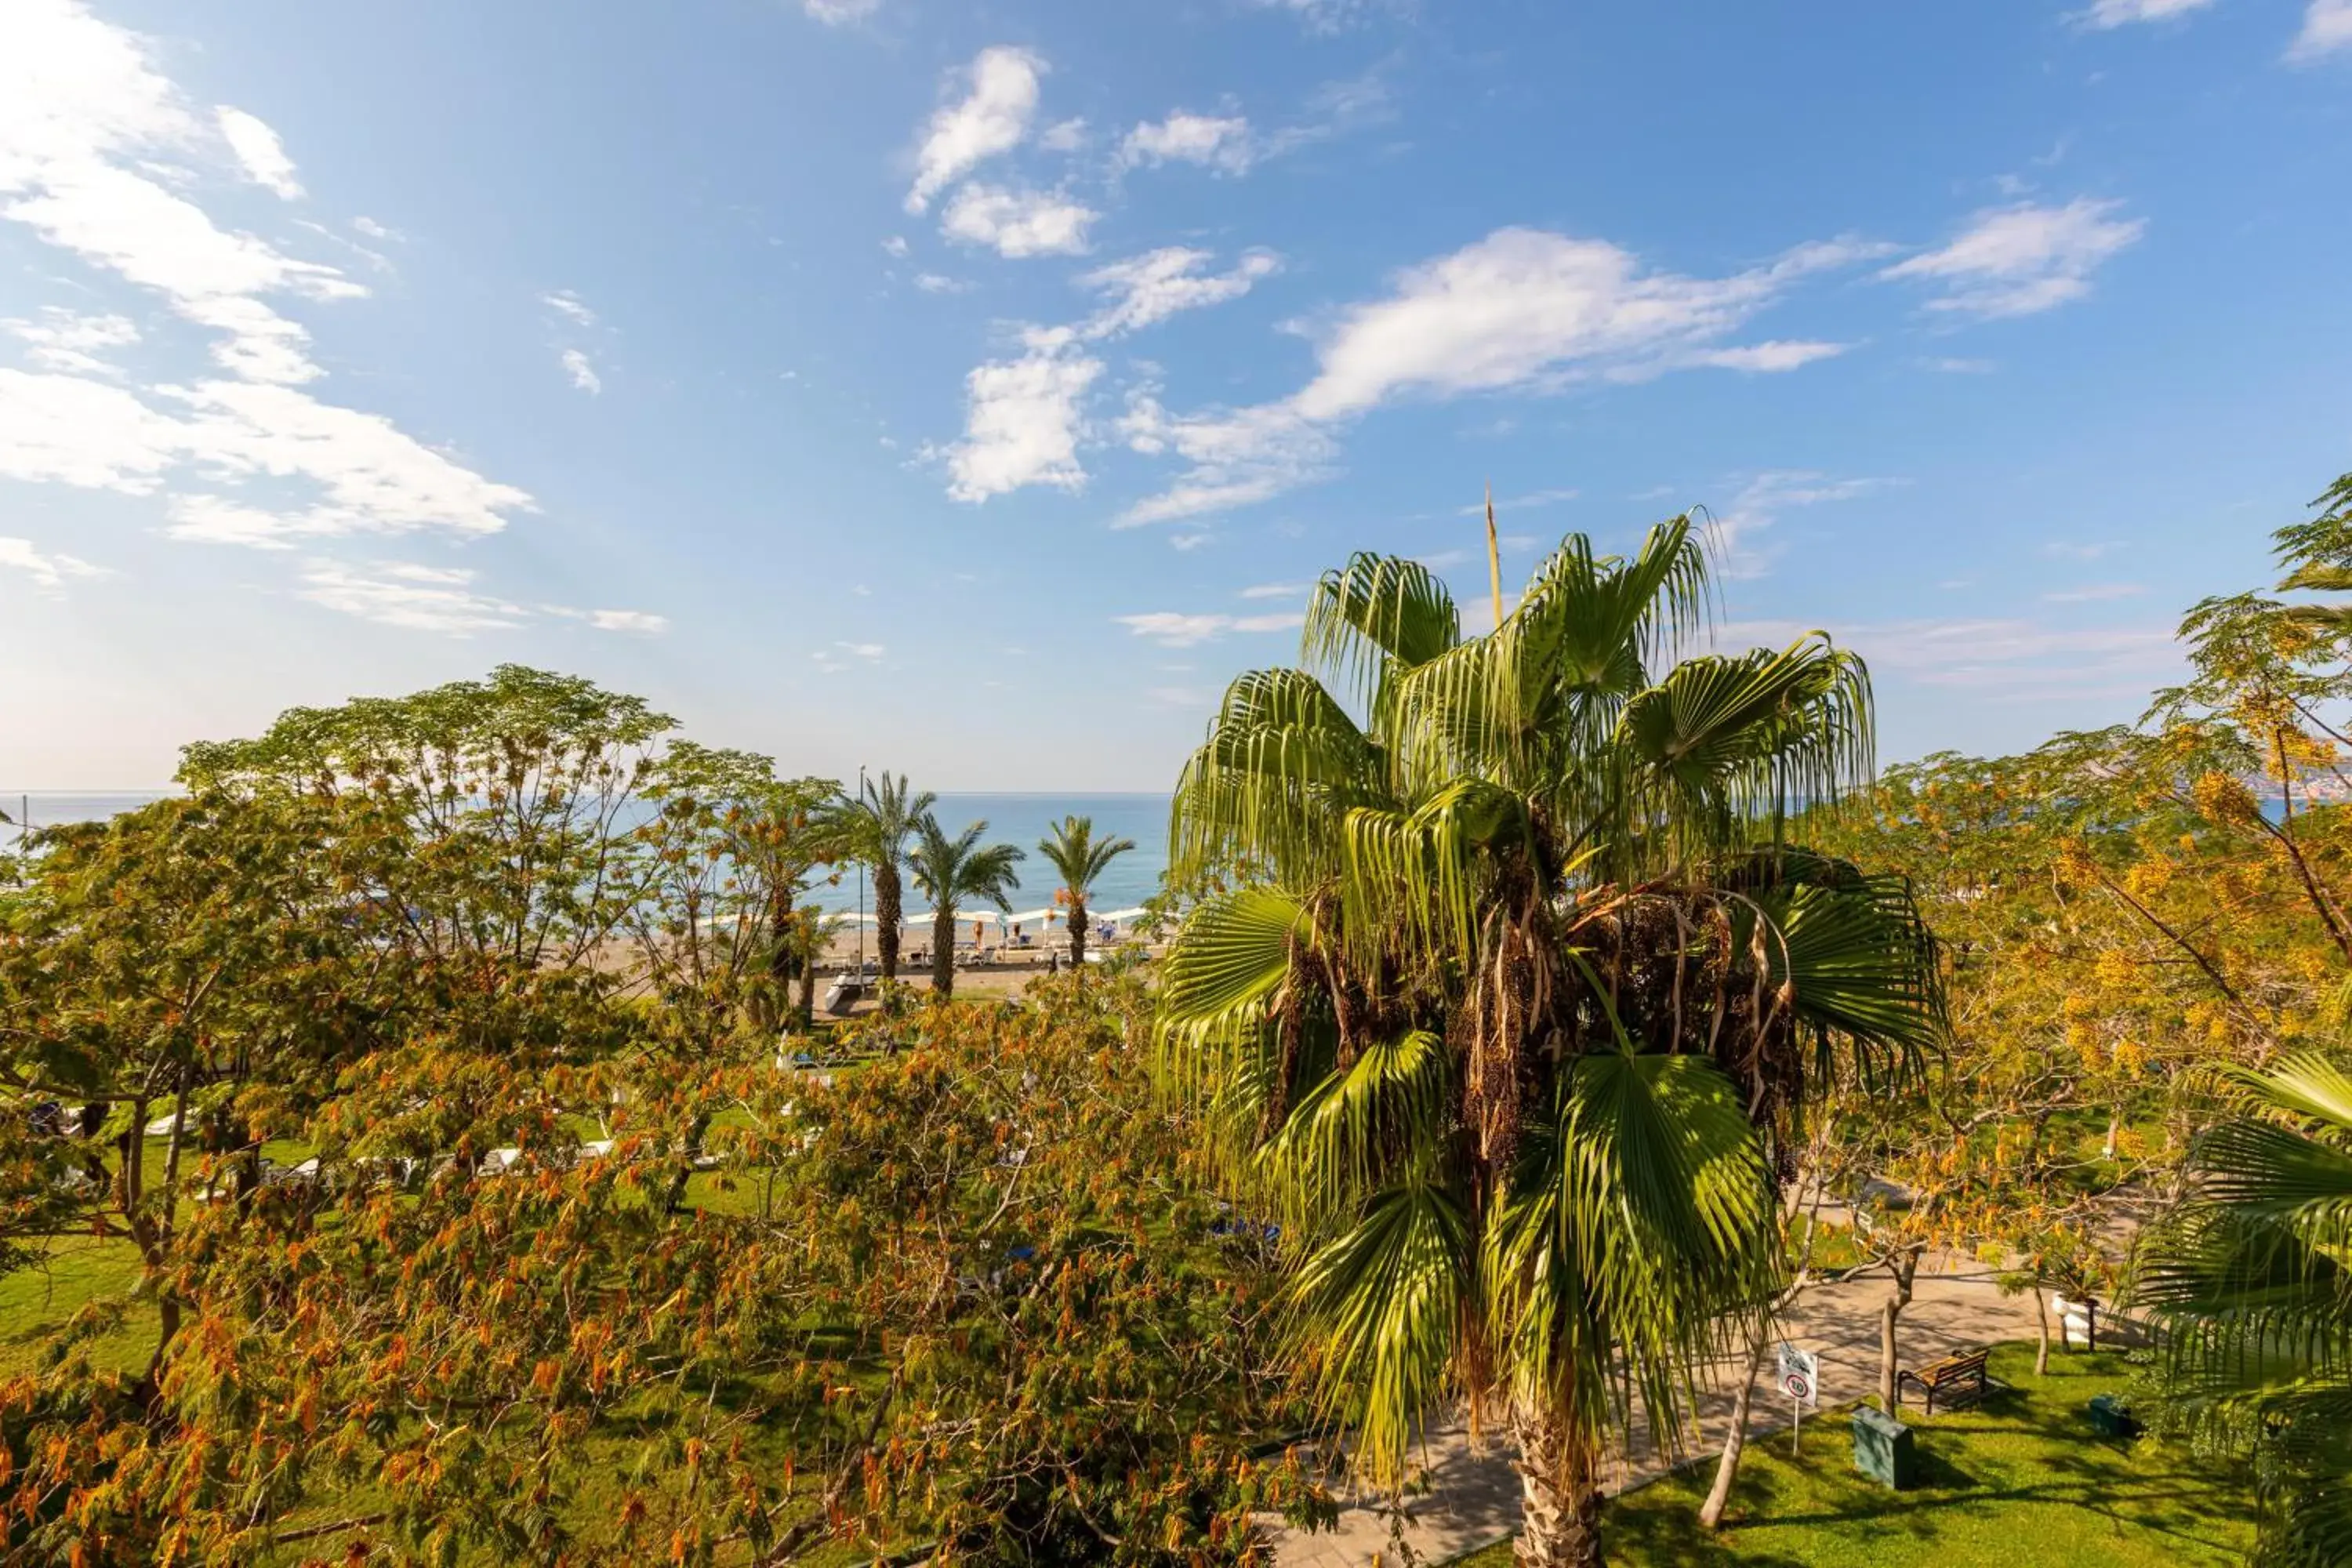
[1776,1341,1820,1456]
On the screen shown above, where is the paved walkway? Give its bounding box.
[1272,1256,2049,1568]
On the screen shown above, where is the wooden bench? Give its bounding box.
[1896,1348,1990,1414]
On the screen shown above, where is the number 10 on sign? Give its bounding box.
[1775,1342,1820,1455]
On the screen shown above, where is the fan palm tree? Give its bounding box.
[1155,517,1943,1567]
[2136,1052,2352,1567]
[908,816,1025,1000]
[1036,815,1137,971]
[841,772,935,987]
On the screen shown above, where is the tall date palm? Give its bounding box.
[1036,815,1136,971]
[842,772,935,987]
[909,817,1025,1000]
[1156,517,1943,1567]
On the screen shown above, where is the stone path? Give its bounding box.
[1272,1255,2049,1568]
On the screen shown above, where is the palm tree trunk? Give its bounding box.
[1512,1406,1604,1568]
[1068,893,1087,971]
[876,863,902,985]
[2033,1286,2052,1377]
[933,909,955,998]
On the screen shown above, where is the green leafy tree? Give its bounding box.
[908,817,1024,999]
[1036,815,1136,971]
[840,772,935,989]
[1155,521,1941,1567]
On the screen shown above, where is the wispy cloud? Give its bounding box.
[906,45,1044,214]
[542,290,597,327]
[2,308,140,376]
[2290,0,2352,58]
[939,183,1095,257]
[1240,581,1309,599]
[1457,486,1579,516]
[2079,0,2214,28]
[214,107,303,199]
[299,561,526,635]
[803,0,881,24]
[561,347,601,395]
[1882,199,2143,318]
[1079,247,1279,336]
[2042,582,2146,602]
[1118,111,1257,175]
[0,535,107,595]
[1116,609,1305,646]
[1112,228,1878,524]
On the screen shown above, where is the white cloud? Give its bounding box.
[1080,247,1280,336]
[1291,230,1864,422]
[2291,0,2352,56]
[1704,470,1888,575]
[350,215,393,240]
[1924,356,1995,373]
[1037,118,1087,153]
[2081,0,2212,24]
[2042,582,2146,602]
[561,347,601,394]
[0,368,182,491]
[299,561,527,635]
[944,327,1102,502]
[1691,339,1850,372]
[804,0,881,22]
[2042,539,2118,561]
[1116,609,1303,646]
[939,183,1095,257]
[0,535,106,594]
[913,272,967,293]
[837,640,885,659]
[1171,532,1212,550]
[0,4,365,387]
[543,289,597,327]
[1458,487,1578,516]
[1240,581,1308,599]
[543,604,669,633]
[905,45,1044,214]
[1719,615,2177,697]
[213,106,302,199]
[1116,228,1869,524]
[2,307,138,375]
[1882,199,2143,318]
[880,234,909,258]
[1114,394,1338,526]
[1119,112,1256,175]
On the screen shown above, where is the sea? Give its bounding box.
[0,790,1174,923]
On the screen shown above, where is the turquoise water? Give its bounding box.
[0,789,1172,917]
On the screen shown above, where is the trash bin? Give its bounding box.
[1852,1405,1918,1490]
[2087,1394,2139,1438]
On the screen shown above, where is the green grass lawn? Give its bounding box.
[1451,1344,2252,1567]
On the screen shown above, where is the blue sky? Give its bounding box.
[2,0,2347,789]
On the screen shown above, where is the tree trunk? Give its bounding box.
[1512,1406,1604,1568]
[1068,893,1087,972]
[1877,1248,1919,1414]
[1879,1297,1900,1414]
[2033,1286,2052,1377]
[932,909,955,998]
[1700,1330,1769,1529]
[876,862,902,985]
[797,953,818,1029]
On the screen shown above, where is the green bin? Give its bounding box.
[2087,1394,2139,1439]
[1851,1405,1918,1490]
